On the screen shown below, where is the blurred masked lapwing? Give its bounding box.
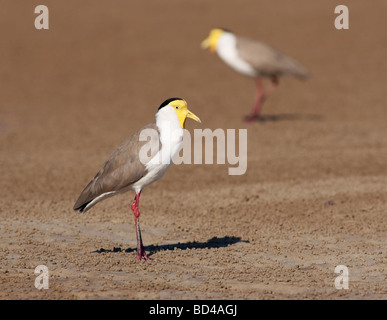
[201,28,309,122]
[73,98,201,260]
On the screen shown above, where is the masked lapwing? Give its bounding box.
[201,28,309,122]
[73,98,201,260]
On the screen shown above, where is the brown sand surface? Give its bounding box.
[0,0,386,299]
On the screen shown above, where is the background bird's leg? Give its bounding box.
[246,76,279,122]
[246,78,265,122]
[131,191,149,260]
[263,76,279,101]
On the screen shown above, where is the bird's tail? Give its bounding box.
[73,200,92,213]
[289,59,310,80]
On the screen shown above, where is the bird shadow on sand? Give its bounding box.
[93,236,247,257]
[246,113,324,123]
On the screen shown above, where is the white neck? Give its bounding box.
[217,33,256,77]
[155,105,184,163]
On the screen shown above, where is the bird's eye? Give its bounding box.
[175,106,179,109]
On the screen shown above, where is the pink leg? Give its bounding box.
[246,78,265,123]
[245,76,279,123]
[263,76,279,100]
[131,191,149,260]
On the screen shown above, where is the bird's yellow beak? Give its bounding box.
[201,37,213,51]
[201,28,224,53]
[186,109,201,124]
[180,108,201,129]
[169,99,201,129]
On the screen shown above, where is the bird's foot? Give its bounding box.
[137,246,150,261]
[244,114,261,123]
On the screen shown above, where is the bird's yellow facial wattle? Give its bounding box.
[201,28,224,52]
[169,99,201,129]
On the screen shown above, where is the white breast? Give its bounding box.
[216,33,257,77]
[132,106,183,193]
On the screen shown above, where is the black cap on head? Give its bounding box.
[218,27,232,33]
[158,97,183,111]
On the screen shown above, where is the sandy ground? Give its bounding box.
[0,0,386,300]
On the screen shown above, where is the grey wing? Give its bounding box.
[73,123,161,212]
[236,37,309,78]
